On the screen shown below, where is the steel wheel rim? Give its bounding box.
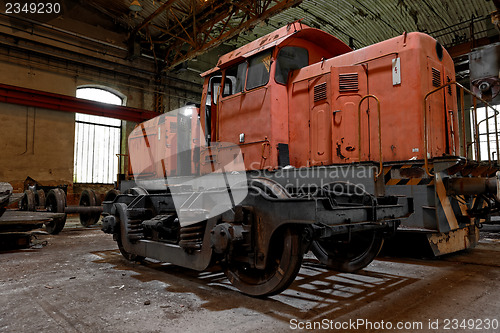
[312,231,384,272]
[44,189,66,234]
[224,227,302,296]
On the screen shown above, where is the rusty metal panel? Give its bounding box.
[427,225,479,256]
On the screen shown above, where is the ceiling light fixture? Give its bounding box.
[129,0,142,12]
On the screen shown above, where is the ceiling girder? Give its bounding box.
[132,0,302,70]
[131,0,177,36]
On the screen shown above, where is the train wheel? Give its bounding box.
[19,189,36,211]
[79,189,101,227]
[116,230,145,262]
[224,178,301,296]
[35,189,46,208]
[114,203,145,262]
[311,231,384,273]
[44,189,67,235]
[104,189,120,202]
[223,226,302,297]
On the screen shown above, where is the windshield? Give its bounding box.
[275,46,309,84]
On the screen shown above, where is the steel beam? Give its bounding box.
[447,36,497,58]
[0,83,159,123]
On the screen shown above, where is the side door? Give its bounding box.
[308,74,332,166]
[330,65,368,163]
[218,51,273,168]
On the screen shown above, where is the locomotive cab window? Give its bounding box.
[208,75,232,105]
[246,50,272,90]
[224,62,247,97]
[275,46,309,84]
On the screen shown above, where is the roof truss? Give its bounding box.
[131,0,302,69]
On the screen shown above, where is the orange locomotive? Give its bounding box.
[102,22,499,296]
[200,21,499,256]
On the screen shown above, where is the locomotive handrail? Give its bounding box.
[423,81,500,177]
[116,153,129,180]
[353,52,399,66]
[357,95,383,180]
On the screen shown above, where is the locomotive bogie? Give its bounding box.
[102,172,411,295]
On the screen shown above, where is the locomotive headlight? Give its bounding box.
[435,42,444,61]
[180,108,193,116]
[478,81,491,93]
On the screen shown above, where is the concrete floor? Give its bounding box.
[1,219,499,333]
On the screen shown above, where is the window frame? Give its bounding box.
[222,61,248,98]
[73,86,125,184]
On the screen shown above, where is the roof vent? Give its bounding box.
[339,73,359,92]
[314,82,327,102]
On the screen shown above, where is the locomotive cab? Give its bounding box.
[200,22,352,171]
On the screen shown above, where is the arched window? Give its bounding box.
[73,86,125,184]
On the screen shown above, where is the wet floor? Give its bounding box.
[1,221,499,333]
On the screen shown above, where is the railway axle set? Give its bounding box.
[18,188,105,233]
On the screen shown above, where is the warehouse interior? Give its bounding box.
[1,0,500,331]
[0,0,498,195]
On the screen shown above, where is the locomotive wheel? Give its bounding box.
[104,189,120,202]
[44,188,67,235]
[113,202,145,262]
[116,230,145,262]
[79,189,101,227]
[224,178,301,296]
[223,226,303,297]
[35,189,46,208]
[19,189,36,211]
[311,231,384,273]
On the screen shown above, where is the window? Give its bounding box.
[208,75,232,105]
[224,62,247,96]
[246,50,272,90]
[275,46,309,84]
[73,87,124,184]
[472,106,500,161]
